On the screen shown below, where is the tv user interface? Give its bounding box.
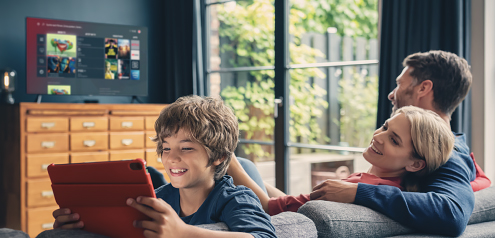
[26,17,148,96]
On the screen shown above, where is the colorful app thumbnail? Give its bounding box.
[131,70,140,80]
[48,85,71,95]
[131,50,140,60]
[47,55,61,73]
[105,38,118,59]
[131,40,140,50]
[105,59,118,80]
[118,39,130,59]
[60,57,76,74]
[118,60,130,80]
[46,34,77,57]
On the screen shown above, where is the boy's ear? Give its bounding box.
[405,159,426,173]
[212,156,226,166]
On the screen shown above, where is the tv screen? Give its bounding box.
[26,17,148,96]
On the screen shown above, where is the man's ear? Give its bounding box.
[406,159,426,173]
[416,80,433,98]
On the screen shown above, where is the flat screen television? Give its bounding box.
[26,17,148,96]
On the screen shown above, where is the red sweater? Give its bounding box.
[267,172,403,216]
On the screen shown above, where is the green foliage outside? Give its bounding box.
[338,71,378,147]
[217,0,378,161]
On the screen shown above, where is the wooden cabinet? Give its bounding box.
[0,102,167,237]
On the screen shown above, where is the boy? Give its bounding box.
[51,96,276,238]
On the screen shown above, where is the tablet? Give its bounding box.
[48,159,156,238]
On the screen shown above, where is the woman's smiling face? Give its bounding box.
[363,113,419,178]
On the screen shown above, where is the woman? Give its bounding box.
[228,106,455,215]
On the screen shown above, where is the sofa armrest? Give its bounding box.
[298,200,414,238]
[198,211,318,238]
[468,186,495,225]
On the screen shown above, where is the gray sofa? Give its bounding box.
[298,186,495,238]
[194,185,495,238]
[19,187,495,238]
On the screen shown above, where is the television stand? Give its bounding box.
[35,94,42,103]
[131,96,143,104]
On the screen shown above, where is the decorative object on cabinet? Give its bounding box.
[1,68,16,104]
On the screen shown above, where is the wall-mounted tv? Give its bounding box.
[26,17,148,96]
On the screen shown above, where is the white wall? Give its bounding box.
[471,0,495,182]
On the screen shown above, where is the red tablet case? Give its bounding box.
[47,159,156,238]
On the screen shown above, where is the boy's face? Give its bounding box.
[160,129,220,190]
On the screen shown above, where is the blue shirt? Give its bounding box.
[155,175,277,238]
[355,133,476,236]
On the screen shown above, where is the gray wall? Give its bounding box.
[0,0,168,104]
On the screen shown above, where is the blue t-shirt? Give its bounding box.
[155,175,277,238]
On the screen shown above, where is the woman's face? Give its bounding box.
[363,113,419,177]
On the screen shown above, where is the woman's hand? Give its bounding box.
[310,179,358,203]
[52,208,84,229]
[127,196,189,238]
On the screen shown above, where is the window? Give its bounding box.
[201,0,379,193]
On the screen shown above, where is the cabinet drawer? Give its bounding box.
[27,133,69,153]
[109,150,144,161]
[71,151,109,163]
[145,131,157,148]
[70,117,108,131]
[109,117,144,131]
[27,206,58,238]
[26,153,69,178]
[27,179,56,207]
[145,149,163,169]
[26,117,68,132]
[109,132,144,150]
[145,116,158,130]
[70,132,108,151]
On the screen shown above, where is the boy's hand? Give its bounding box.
[127,196,189,238]
[52,208,84,229]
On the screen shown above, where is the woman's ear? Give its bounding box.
[406,159,426,173]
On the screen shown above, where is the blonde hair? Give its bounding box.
[392,106,455,191]
[152,95,239,180]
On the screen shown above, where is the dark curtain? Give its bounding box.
[162,0,195,103]
[377,0,472,147]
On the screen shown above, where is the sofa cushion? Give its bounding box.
[468,186,495,225]
[298,200,413,238]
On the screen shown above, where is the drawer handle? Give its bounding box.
[121,122,133,128]
[41,164,49,171]
[83,140,96,147]
[122,139,133,146]
[41,141,55,148]
[41,122,55,129]
[42,222,54,229]
[82,122,95,128]
[41,190,54,197]
[157,157,162,163]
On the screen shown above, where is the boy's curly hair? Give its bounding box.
[152,95,239,180]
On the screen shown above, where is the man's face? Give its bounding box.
[388,66,417,112]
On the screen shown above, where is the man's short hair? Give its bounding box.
[153,95,239,180]
[403,50,472,115]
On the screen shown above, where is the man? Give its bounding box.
[308,50,475,236]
